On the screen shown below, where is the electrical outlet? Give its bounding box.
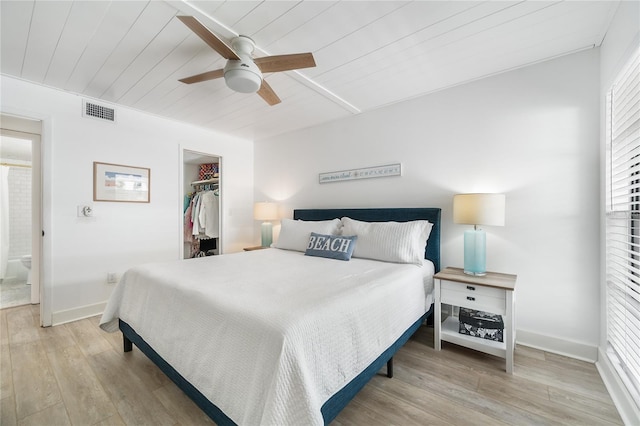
[107,272,118,284]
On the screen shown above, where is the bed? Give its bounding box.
[100,207,441,425]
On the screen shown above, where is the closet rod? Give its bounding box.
[0,162,31,168]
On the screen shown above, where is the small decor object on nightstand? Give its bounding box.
[459,308,504,342]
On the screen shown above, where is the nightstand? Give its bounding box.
[434,267,517,373]
[243,245,267,251]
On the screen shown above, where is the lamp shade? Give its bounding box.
[254,202,278,221]
[453,193,505,226]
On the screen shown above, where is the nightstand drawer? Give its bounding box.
[441,287,505,313]
[441,280,505,299]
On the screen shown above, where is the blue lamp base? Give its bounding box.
[261,222,273,247]
[463,228,486,276]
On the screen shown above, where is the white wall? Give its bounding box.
[255,49,601,359]
[1,76,255,325]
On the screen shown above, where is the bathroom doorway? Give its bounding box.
[0,119,42,309]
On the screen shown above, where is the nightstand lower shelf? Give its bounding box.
[441,316,506,359]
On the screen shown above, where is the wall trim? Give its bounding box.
[596,347,640,425]
[516,328,598,362]
[51,301,106,326]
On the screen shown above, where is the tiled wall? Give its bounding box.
[7,166,31,258]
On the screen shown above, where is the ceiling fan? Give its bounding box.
[177,16,316,106]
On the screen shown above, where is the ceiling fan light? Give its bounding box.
[224,57,263,94]
[224,68,262,93]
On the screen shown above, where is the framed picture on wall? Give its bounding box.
[93,162,150,203]
[319,163,402,184]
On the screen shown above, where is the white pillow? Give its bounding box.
[274,218,342,252]
[340,217,433,265]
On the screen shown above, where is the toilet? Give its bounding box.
[20,255,31,285]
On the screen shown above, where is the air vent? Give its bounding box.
[82,100,116,123]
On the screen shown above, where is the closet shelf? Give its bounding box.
[191,178,219,185]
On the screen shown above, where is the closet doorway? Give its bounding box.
[182,150,221,259]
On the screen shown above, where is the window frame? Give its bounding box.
[605,44,640,404]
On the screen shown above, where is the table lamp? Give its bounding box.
[453,193,505,276]
[254,202,278,247]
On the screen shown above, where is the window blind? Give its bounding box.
[605,44,640,402]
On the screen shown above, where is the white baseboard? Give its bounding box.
[596,348,640,426]
[516,328,598,362]
[51,301,106,326]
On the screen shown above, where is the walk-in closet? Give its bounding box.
[183,150,221,259]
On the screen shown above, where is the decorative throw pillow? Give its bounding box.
[305,232,357,261]
[273,218,342,252]
[340,217,433,265]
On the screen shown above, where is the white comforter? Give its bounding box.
[100,248,428,425]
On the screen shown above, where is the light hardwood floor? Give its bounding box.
[1,304,623,425]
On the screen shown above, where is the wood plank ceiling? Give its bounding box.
[0,1,619,141]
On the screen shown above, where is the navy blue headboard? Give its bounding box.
[293,208,441,272]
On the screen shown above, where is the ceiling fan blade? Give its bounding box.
[179,69,224,84]
[257,80,281,106]
[254,53,316,73]
[177,16,240,60]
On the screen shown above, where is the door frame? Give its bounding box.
[1,112,50,326]
[0,121,42,310]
